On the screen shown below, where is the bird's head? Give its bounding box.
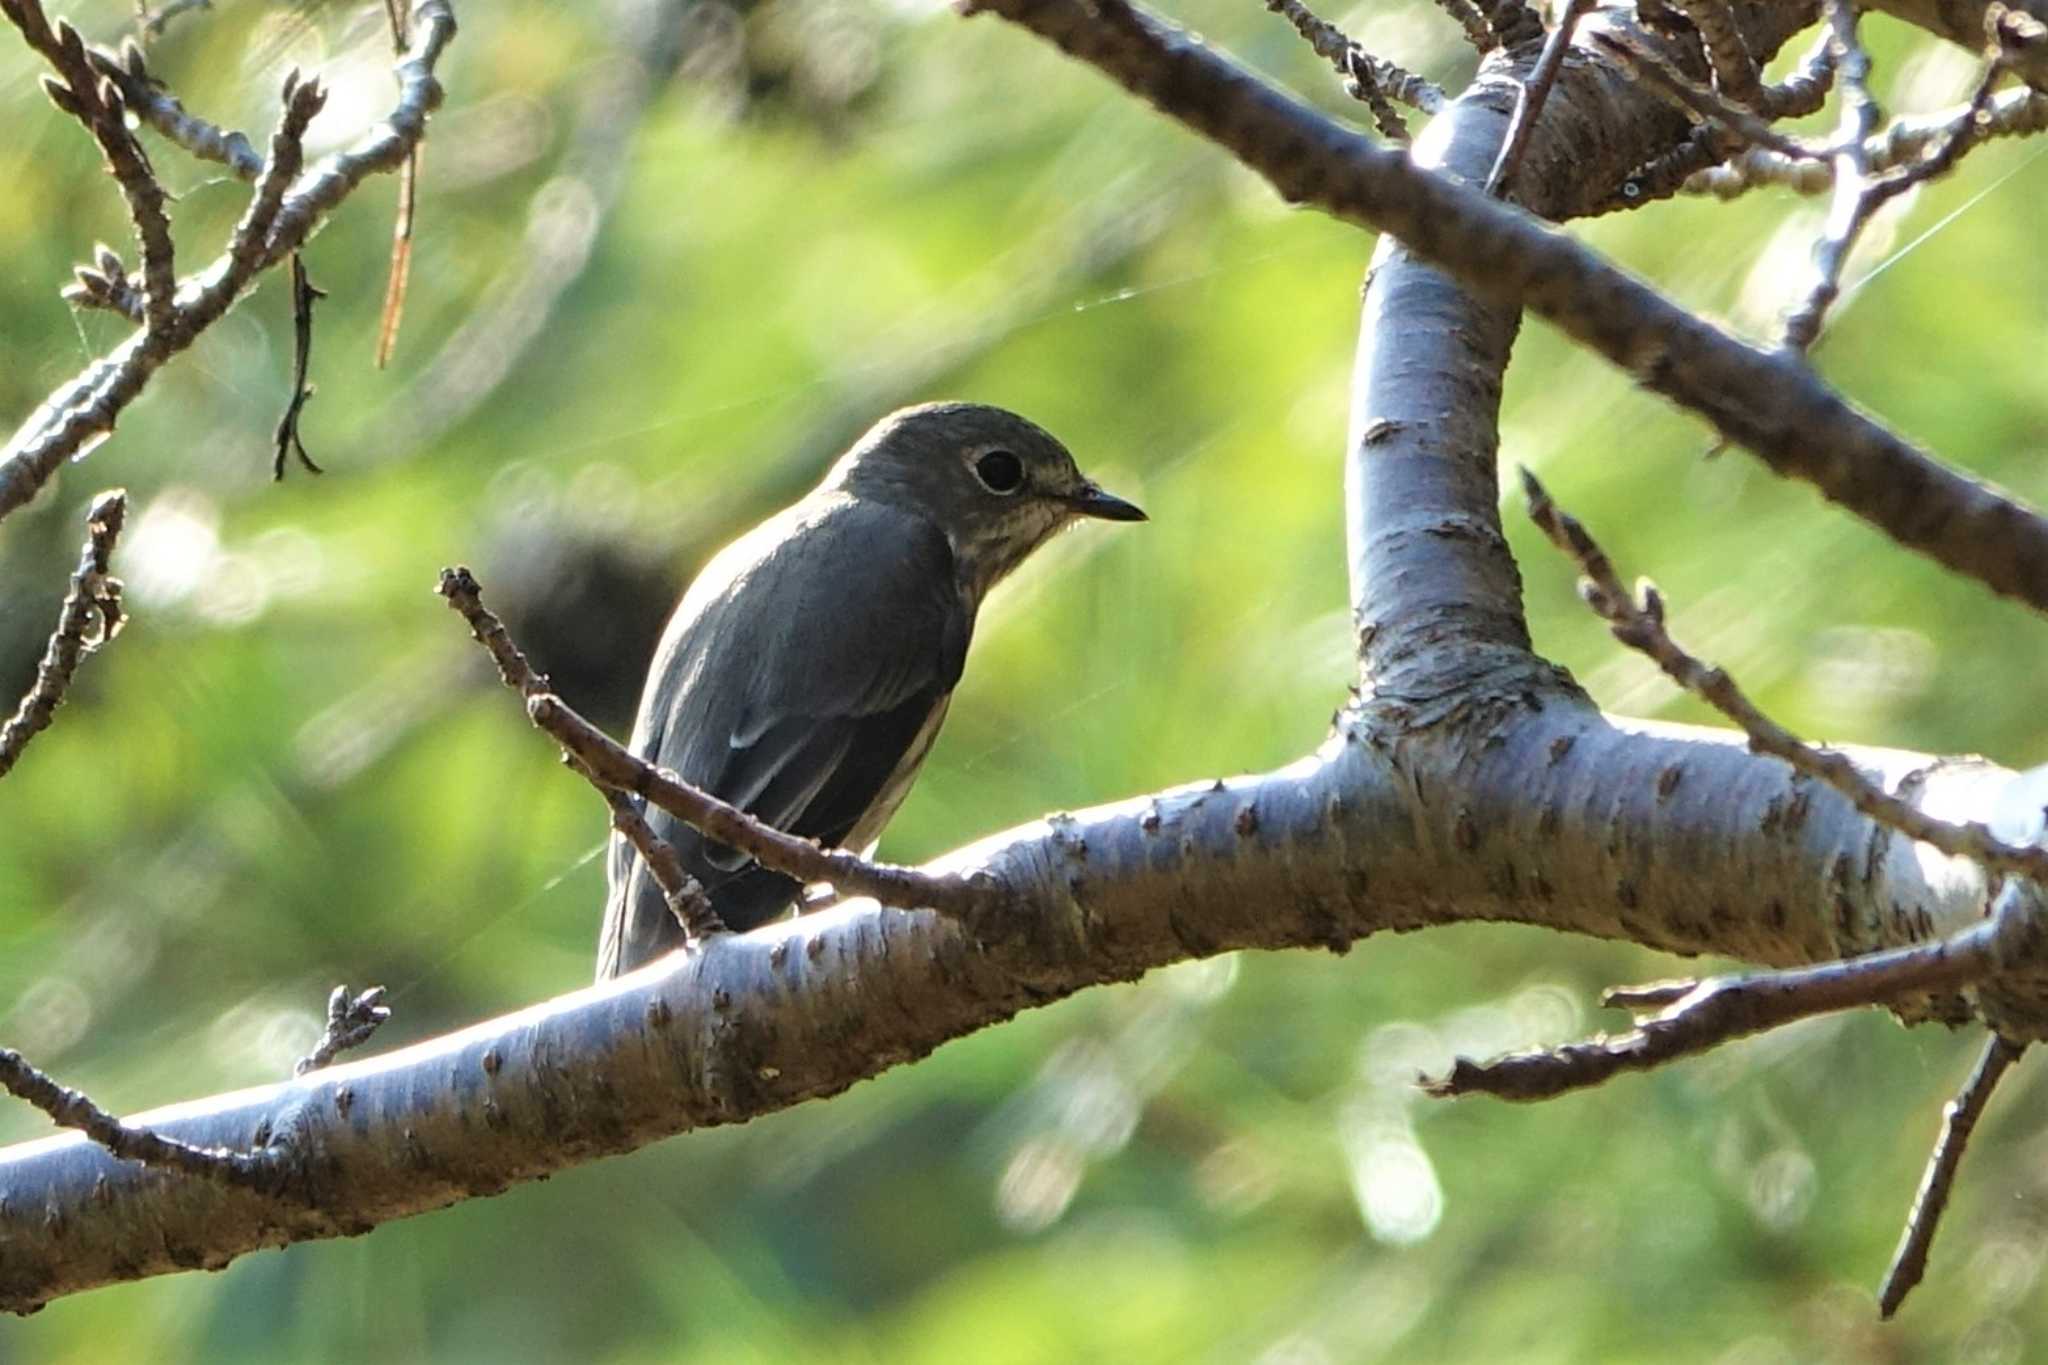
[826,402,1144,598]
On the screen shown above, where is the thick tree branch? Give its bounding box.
[970,0,2048,615]
[3,689,2033,1310]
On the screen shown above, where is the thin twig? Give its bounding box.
[62,242,147,322]
[1262,0,1443,118]
[438,566,994,923]
[1878,1034,2028,1317]
[1425,883,2039,1100]
[1431,0,1497,53]
[0,1047,285,1188]
[1688,88,2048,199]
[1784,5,2030,347]
[4,0,178,330]
[0,1,456,524]
[1783,0,1880,349]
[1756,25,1835,118]
[1668,0,1759,106]
[1485,0,1593,197]
[1592,29,1823,161]
[1606,123,1738,210]
[1520,467,2048,884]
[433,568,727,938]
[293,986,392,1075]
[272,251,326,480]
[1341,50,1412,139]
[600,786,728,939]
[89,39,264,180]
[0,490,128,781]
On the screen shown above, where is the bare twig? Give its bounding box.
[1432,0,1498,53]
[0,490,128,781]
[0,0,456,524]
[293,986,393,1075]
[1486,0,1593,196]
[1341,51,1414,138]
[224,72,329,314]
[432,567,729,939]
[1520,467,2048,884]
[1607,123,1739,209]
[601,786,728,939]
[1601,978,1697,1009]
[62,242,148,322]
[1262,0,1443,119]
[1877,1034,2027,1316]
[1687,88,2048,198]
[0,1048,285,1188]
[4,0,178,330]
[1783,0,1883,349]
[1425,883,2041,1101]
[1668,0,1760,105]
[272,251,326,480]
[1592,29,1824,161]
[89,39,264,180]
[437,566,993,923]
[1784,4,2032,347]
[1756,25,1836,117]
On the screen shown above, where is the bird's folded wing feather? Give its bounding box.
[630,498,971,873]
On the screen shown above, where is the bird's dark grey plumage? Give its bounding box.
[597,402,1142,978]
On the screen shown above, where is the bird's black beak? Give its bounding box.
[1067,480,1147,523]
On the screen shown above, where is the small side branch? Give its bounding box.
[0,0,457,525]
[293,985,392,1076]
[1779,1,2033,348]
[1593,29,1823,161]
[1878,1034,2028,1317]
[4,0,177,330]
[0,1048,284,1189]
[1432,0,1498,54]
[1687,88,2048,198]
[1486,0,1594,196]
[1668,0,1760,105]
[437,566,992,925]
[88,39,264,180]
[1262,0,1444,120]
[1423,906,2019,1100]
[0,490,129,780]
[1519,467,2048,885]
[272,251,326,479]
[433,568,727,939]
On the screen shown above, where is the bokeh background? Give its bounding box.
[2,0,2046,1359]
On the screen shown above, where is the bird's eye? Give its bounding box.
[973,449,1025,495]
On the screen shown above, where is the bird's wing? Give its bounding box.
[598,500,970,976]
[694,502,970,859]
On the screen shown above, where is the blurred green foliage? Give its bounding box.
[1,0,2046,1359]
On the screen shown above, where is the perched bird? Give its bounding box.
[596,402,1144,978]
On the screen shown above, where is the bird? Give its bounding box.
[596,402,1145,979]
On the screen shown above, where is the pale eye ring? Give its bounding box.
[973,449,1025,495]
